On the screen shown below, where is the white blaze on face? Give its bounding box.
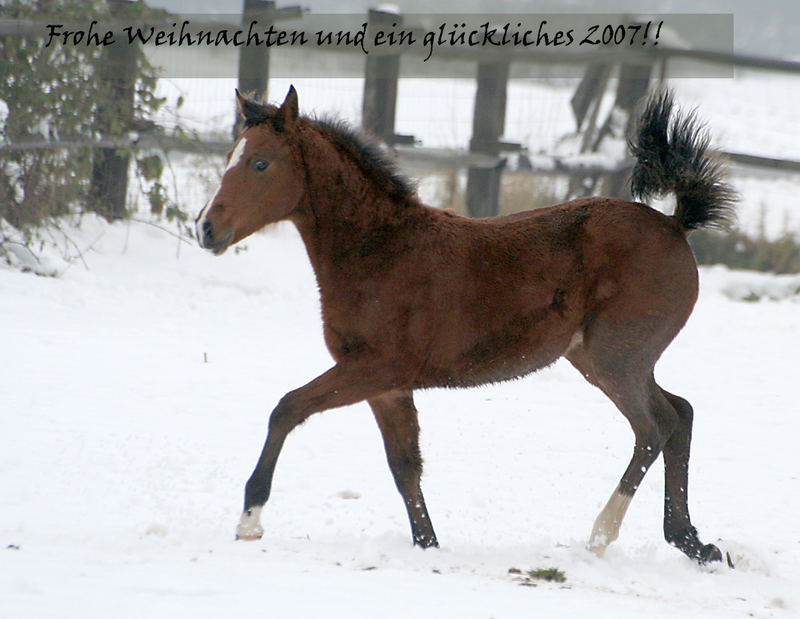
[225,136,248,173]
[196,137,248,244]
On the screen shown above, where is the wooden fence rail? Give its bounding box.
[3,6,800,218]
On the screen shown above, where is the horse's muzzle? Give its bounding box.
[196,218,232,255]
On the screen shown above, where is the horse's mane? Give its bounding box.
[243,101,416,203]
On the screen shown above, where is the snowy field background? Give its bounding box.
[2,214,799,618]
[2,73,800,617]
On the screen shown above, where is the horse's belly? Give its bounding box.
[414,325,574,389]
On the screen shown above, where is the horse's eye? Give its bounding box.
[252,159,269,172]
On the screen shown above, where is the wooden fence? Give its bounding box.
[4,4,800,219]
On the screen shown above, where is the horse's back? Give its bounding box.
[479,197,697,290]
[504,196,700,329]
[412,197,699,388]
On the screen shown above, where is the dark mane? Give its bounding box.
[312,117,416,202]
[242,99,416,203]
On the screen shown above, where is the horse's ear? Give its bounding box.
[235,88,262,123]
[235,88,247,116]
[279,85,299,130]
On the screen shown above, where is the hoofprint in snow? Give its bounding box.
[1,215,798,618]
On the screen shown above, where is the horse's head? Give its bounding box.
[195,87,305,255]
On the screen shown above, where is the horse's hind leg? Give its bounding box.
[661,389,722,562]
[368,390,438,548]
[584,371,677,556]
[568,340,720,563]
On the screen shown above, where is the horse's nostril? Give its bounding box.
[201,219,214,243]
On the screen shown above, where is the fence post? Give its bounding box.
[361,8,412,145]
[567,61,652,200]
[236,0,274,133]
[466,61,509,218]
[594,62,653,199]
[90,0,137,219]
[567,63,612,197]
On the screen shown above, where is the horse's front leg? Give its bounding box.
[368,390,437,548]
[236,360,400,541]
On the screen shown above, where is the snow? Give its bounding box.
[2,214,799,618]
[3,67,800,616]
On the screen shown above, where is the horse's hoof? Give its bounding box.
[699,543,723,564]
[235,533,263,541]
[236,506,264,541]
[413,535,439,549]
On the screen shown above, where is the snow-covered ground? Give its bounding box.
[2,215,798,618]
[2,66,799,616]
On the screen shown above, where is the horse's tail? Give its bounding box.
[629,88,737,231]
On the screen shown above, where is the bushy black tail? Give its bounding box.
[629,89,737,231]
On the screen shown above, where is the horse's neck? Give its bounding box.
[292,190,427,281]
[291,141,427,281]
